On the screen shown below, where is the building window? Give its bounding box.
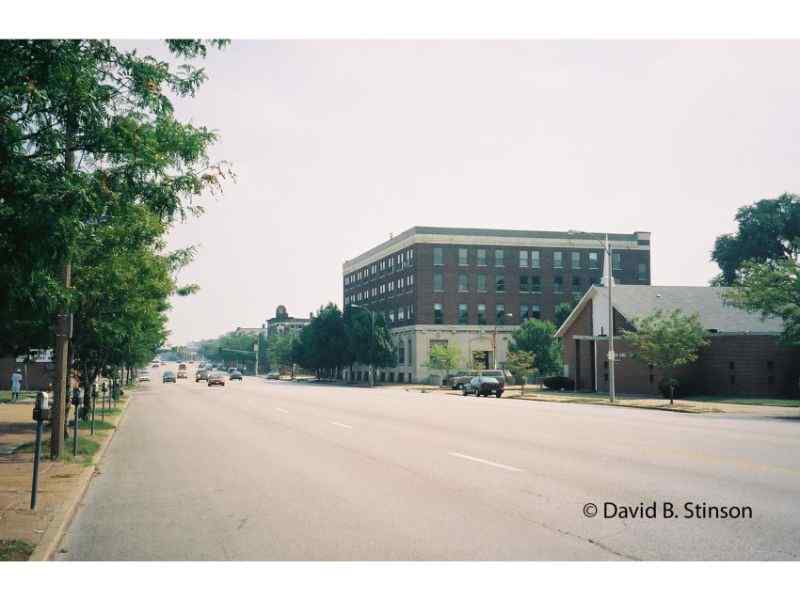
[531,250,540,269]
[638,263,648,281]
[398,344,405,364]
[495,274,505,293]
[458,303,469,324]
[398,278,404,290]
[531,304,541,319]
[433,303,443,324]
[458,248,469,266]
[477,248,487,266]
[519,250,528,268]
[433,247,444,266]
[520,304,529,321]
[477,304,487,325]
[589,252,599,269]
[729,361,735,370]
[398,307,405,321]
[496,304,506,324]
[613,253,622,270]
[531,275,541,293]
[554,275,563,293]
[408,305,414,321]
[553,251,563,269]
[495,249,504,267]
[389,311,395,324]
[477,273,487,293]
[520,275,530,293]
[572,275,581,289]
[407,339,413,365]
[571,252,580,270]
[433,272,443,292]
[458,273,469,292]
[767,360,774,370]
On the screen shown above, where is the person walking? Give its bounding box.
[10,368,23,402]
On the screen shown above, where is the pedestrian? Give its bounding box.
[10,368,23,402]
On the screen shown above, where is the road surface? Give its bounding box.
[56,374,800,560]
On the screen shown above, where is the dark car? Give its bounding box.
[207,371,225,387]
[449,371,477,390]
[479,369,511,386]
[195,369,209,382]
[463,376,503,397]
[229,370,243,381]
[162,370,177,383]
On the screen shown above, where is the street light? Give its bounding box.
[492,312,513,369]
[350,304,376,387]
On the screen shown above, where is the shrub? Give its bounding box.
[543,376,575,391]
[658,377,693,399]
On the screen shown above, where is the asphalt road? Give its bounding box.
[56,371,800,560]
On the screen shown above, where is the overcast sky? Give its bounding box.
[139,40,800,345]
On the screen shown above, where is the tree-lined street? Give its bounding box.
[57,373,800,560]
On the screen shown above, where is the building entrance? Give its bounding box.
[472,351,490,370]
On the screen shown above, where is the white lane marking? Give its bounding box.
[448,452,524,473]
[275,408,289,413]
[331,421,353,429]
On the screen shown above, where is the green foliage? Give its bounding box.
[711,193,800,285]
[343,306,395,370]
[267,333,294,370]
[724,259,800,345]
[623,309,710,402]
[554,298,579,328]
[506,350,536,393]
[424,344,461,377]
[200,330,257,365]
[509,319,562,376]
[0,39,230,380]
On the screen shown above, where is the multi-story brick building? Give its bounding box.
[342,226,651,383]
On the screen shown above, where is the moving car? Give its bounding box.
[207,371,225,387]
[177,370,188,379]
[162,371,177,383]
[229,369,243,381]
[463,376,503,397]
[195,369,209,382]
[139,373,151,382]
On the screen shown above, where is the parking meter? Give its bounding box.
[71,388,81,456]
[30,391,52,510]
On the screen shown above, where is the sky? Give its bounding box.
[133,40,800,346]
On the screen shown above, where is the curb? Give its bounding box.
[28,392,134,562]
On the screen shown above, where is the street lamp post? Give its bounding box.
[351,304,376,387]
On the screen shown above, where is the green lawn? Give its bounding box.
[0,390,37,403]
[15,435,102,466]
[689,396,800,408]
[0,539,34,561]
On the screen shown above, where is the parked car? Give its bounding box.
[480,369,511,386]
[162,371,177,383]
[207,371,226,387]
[195,369,209,382]
[463,376,504,397]
[229,369,243,381]
[177,370,188,379]
[266,372,280,380]
[151,362,159,368]
[178,363,187,371]
[139,373,151,382]
[448,371,477,390]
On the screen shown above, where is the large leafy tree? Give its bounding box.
[623,309,710,403]
[267,334,295,372]
[711,193,800,285]
[343,306,394,384]
[509,319,562,376]
[424,344,462,381]
[0,39,230,455]
[724,259,800,346]
[554,298,579,328]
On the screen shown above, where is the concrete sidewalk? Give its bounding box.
[0,393,131,560]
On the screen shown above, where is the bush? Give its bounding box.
[658,377,693,399]
[543,376,575,391]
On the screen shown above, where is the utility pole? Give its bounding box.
[606,235,616,403]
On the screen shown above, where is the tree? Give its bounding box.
[343,306,395,384]
[509,319,562,376]
[0,39,230,457]
[623,309,710,403]
[424,344,461,382]
[723,259,800,346]
[554,298,579,328]
[267,334,294,372]
[506,350,536,396]
[711,193,800,285]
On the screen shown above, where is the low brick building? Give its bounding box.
[555,285,800,397]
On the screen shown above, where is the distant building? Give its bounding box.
[556,285,800,397]
[342,226,651,383]
[234,327,264,337]
[266,305,310,338]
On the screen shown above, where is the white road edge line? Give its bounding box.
[331,421,353,429]
[448,452,524,473]
[275,408,289,413]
